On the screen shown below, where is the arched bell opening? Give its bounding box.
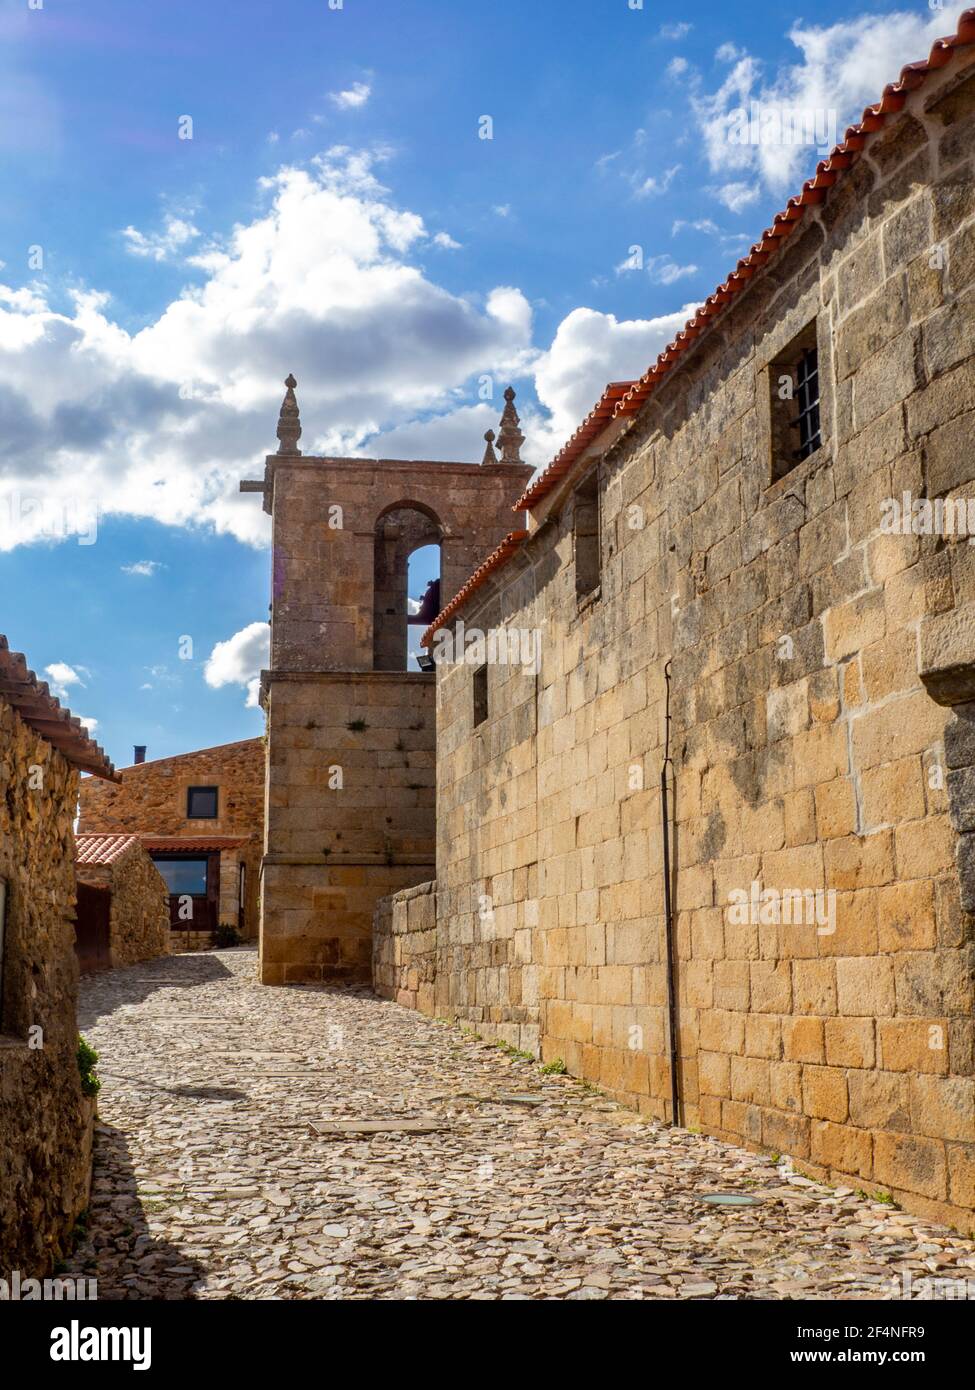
[372,503,443,671]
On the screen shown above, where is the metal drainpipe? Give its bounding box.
[660,658,682,1128]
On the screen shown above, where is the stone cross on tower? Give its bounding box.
[276,374,302,456]
[496,386,525,465]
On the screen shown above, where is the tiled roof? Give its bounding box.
[76,834,141,867]
[611,9,975,422]
[515,382,638,510]
[514,9,975,513]
[421,531,529,645]
[0,635,117,781]
[140,836,248,852]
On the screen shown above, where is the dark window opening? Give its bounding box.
[151,857,210,896]
[473,664,489,727]
[769,322,823,483]
[186,785,218,819]
[574,466,601,600]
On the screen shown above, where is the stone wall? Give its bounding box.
[0,699,95,1274]
[78,738,265,942]
[262,671,435,984]
[252,441,533,986]
[76,846,170,968]
[373,880,437,1014]
[428,54,975,1234]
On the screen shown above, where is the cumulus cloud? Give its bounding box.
[329,81,372,110]
[45,661,87,700]
[667,57,689,78]
[532,304,696,449]
[0,146,537,553]
[691,10,950,193]
[660,23,692,40]
[204,622,271,708]
[77,715,98,733]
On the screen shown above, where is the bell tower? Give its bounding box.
[241,379,533,984]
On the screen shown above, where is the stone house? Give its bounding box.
[78,739,264,952]
[0,634,117,1274]
[74,835,170,970]
[373,19,975,1234]
[239,382,532,984]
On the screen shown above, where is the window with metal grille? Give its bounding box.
[768,322,824,483]
[794,347,822,461]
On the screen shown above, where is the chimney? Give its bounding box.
[133,745,146,765]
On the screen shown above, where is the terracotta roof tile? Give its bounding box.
[76,834,141,867]
[516,11,975,512]
[0,635,118,781]
[611,10,975,422]
[139,836,248,853]
[421,531,528,646]
[430,12,975,633]
[514,382,639,510]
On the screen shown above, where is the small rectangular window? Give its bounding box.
[473,664,489,727]
[769,321,822,482]
[186,785,218,819]
[574,467,601,600]
[151,857,210,896]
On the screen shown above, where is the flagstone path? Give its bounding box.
[63,946,975,1301]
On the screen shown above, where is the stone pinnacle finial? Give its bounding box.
[481,428,498,466]
[276,373,302,455]
[496,385,524,465]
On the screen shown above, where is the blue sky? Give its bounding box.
[0,0,952,763]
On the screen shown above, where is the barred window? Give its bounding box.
[769,322,823,482]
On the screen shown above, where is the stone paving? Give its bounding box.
[64,946,975,1301]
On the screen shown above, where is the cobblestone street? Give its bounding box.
[64,947,975,1301]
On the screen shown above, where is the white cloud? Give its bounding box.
[667,57,689,78]
[45,661,87,700]
[672,218,721,237]
[631,163,680,199]
[0,146,538,553]
[120,560,162,577]
[692,10,950,193]
[532,304,697,449]
[646,256,698,286]
[660,23,692,40]
[121,215,200,262]
[329,81,372,110]
[492,204,511,218]
[711,181,760,213]
[204,622,270,708]
[432,231,461,249]
[77,715,98,733]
